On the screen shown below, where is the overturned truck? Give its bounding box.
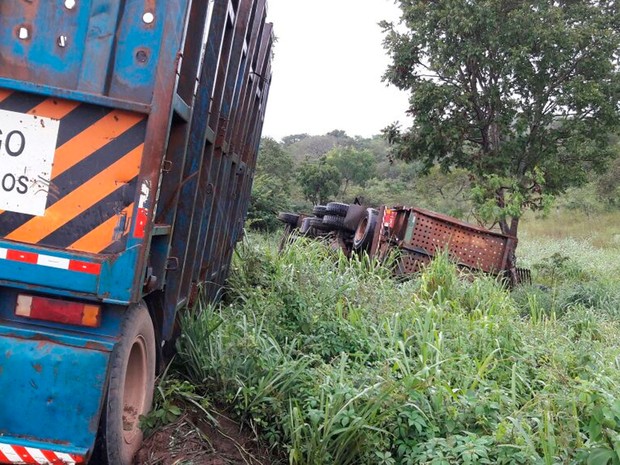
[279,202,529,285]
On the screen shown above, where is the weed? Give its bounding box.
[171,231,620,464]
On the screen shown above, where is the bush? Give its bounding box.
[174,233,620,464]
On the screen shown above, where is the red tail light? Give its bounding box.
[15,294,101,328]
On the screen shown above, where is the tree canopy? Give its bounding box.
[325,146,377,195]
[247,137,295,231]
[382,0,620,236]
[297,158,341,205]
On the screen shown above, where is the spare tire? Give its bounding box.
[353,208,378,251]
[326,202,349,217]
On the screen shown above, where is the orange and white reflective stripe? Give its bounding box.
[0,247,101,275]
[0,442,84,464]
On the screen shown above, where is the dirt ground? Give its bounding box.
[135,409,277,465]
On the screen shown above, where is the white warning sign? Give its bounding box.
[0,109,60,216]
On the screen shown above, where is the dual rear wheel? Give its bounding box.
[100,303,156,465]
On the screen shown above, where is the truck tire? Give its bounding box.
[323,214,347,230]
[310,217,330,231]
[326,202,349,217]
[353,208,378,251]
[312,205,328,217]
[103,303,156,465]
[277,212,300,226]
[299,217,313,235]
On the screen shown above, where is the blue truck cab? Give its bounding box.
[0,1,273,463]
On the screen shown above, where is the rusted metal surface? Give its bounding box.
[154,0,274,338]
[0,0,274,458]
[371,206,518,277]
[0,0,166,105]
[281,202,523,285]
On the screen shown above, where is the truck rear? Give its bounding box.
[0,1,273,463]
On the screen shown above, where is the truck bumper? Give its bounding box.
[0,323,115,463]
[0,438,87,464]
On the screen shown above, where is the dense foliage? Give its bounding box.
[167,230,620,465]
[248,133,620,232]
[382,0,620,237]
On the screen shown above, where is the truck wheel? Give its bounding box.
[277,212,300,226]
[299,217,313,235]
[323,214,347,231]
[103,303,156,465]
[353,208,378,251]
[326,202,350,217]
[312,205,328,217]
[309,216,331,231]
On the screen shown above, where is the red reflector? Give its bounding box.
[16,295,101,328]
[134,207,148,239]
[68,260,101,275]
[7,249,38,264]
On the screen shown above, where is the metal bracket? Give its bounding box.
[165,257,179,271]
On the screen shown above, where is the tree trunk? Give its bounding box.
[499,216,519,237]
[496,188,520,238]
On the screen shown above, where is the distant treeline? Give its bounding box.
[248,131,620,232]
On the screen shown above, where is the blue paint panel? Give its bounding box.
[0,240,144,304]
[78,0,124,93]
[97,245,141,303]
[0,330,110,451]
[0,77,151,114]
[0,1,91,89]
[0,243,99,296]
[108,0,166,103]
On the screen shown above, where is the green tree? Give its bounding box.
[255,137,294,190]
[248,138,294,231]
[297,158,341,205]
[281,133,310,147]
[382,0,620,237]
[595,136,620,207]
[325,146,377,195]
[247,175,291,231]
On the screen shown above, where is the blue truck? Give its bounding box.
[0,1,273,463]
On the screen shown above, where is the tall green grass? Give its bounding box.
[520,209,620,249]
[175,233,620,464]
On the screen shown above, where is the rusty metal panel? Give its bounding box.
[0,0,193,305]
[152,0,274,338]
[373,206,518,278]
[0,0,273,327]
[0,287,128,461]
[405,207,513,273]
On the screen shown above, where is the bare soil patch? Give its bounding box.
[135,409,277,465]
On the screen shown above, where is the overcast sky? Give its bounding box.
[262,0,411,141]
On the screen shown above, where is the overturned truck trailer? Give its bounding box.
[280,203,528,285]
[0,1,273,464]
[370,206,523,283]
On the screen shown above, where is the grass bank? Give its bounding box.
[162,229,620,465]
